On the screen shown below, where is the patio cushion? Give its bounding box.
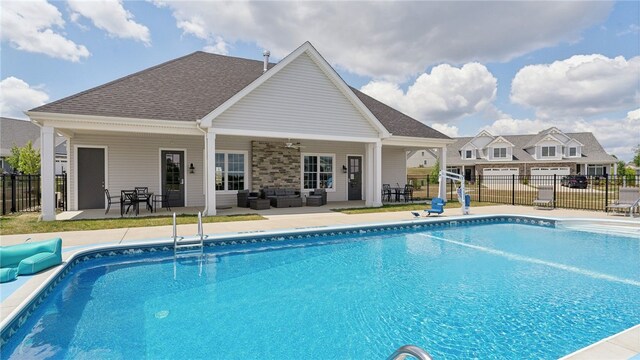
[0,238,62,276]
[0,268,18,283]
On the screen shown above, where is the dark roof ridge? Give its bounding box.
[31,51,206,113]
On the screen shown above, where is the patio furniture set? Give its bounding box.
[237,188,327,210]
[105,188,173,216]
[382,184,414,202]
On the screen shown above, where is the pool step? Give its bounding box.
[172,212,206,278]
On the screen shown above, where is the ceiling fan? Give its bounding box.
[283,139,306,149]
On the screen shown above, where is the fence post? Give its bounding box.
[478,175,482,203]
[10,174,16,212]
[604,174,609,212]
[1,175,5,215]
[553,174,557,209]
[512,174,515,205]
[28,174,32,209]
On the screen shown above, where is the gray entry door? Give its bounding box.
[78,147,105,209]
[347,156,362,200]
[161,150,185,207]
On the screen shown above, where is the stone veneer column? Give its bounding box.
[251,141,301,191]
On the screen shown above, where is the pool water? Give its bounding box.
[3,223,639,359]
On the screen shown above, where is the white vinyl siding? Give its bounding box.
[213,53,379,138]
[68,133,205,211]
[381,147,407,187]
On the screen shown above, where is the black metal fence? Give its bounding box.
[0,174,67,215]
[416,174,640,212]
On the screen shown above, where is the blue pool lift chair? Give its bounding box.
[411,197,446,218]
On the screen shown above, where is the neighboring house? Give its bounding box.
[445,128,617,181]
[406,149,438,168]
[27,42,453,220]
[0,117,67,174]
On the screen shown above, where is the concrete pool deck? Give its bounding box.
[1,205,638,358]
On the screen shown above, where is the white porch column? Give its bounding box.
[373,141,383,207]
[438,146,447,199]
[365,143,374,207]
[40,126,56,221]
[205,129,217,216]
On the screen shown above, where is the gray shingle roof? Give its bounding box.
[1,117,41,156]
[1,117,66,157]
[32,52,271,122]
[30,51,446,139]
[447,131,616,165]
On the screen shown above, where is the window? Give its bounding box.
[493,147,507,158]
[569,147,577,157]
[215,152,246,191]
[587,165,605,176]
[465,150,473,159]
[303,154,334,190]
[421,151,425,156]
[423,160,428,165]
[541,146,556,157]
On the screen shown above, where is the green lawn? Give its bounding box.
[334,201,494,214]
[0,213,265,236]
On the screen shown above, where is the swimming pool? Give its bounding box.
[2,216,639,359]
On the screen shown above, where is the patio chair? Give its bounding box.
[412,197,445,217]
[152,191,172,212]
[606,187,640,217]
[533,186,554,209]
[104,189,120,214]
[121,190,138,216]
[135,187,152,211]
[382,184,392,202]
[398,184,414,202]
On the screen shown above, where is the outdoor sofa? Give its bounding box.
[306,188,327,206]
[261,188,303,208]
[0,238,62,283]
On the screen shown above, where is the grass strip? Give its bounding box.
[0,213,265,236]
[333,201,495,214]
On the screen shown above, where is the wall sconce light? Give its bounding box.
[189,163,195,174]
[342,165,348,173]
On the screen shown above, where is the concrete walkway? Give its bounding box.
[3,205,637,247]
[1,205,638,359]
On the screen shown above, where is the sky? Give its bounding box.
[1,0,639,161]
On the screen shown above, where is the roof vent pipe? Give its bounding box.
[263,50,270,73]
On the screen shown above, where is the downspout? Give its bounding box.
[196,120,209,215]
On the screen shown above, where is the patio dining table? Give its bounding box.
[121,190,154,216]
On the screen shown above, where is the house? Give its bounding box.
[444,128,617,180]
[0,117,67,174]
[27,42,454,220]
[406,149,438,168]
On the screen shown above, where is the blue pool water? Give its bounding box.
[2,222,639,359]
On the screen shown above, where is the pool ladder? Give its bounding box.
[172,212,207,278]
[386,344,433,360]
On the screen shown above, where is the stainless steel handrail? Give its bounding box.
[386,344,433,360]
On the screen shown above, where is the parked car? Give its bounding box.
[560,175,588,189]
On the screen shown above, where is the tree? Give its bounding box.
[633,144,640,167]
[5,141,40,174]
[616,160,626,176]
[430,158,440,183]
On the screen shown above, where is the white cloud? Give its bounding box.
[481,109,640,162]
[154,1,611,80]
[202,37,229,55]
[511,54,640,118]
[361,63,497,122]
[431,123,459,138]
[67,0,151,45]
[0,77,49,119]
[0,0,90,62]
